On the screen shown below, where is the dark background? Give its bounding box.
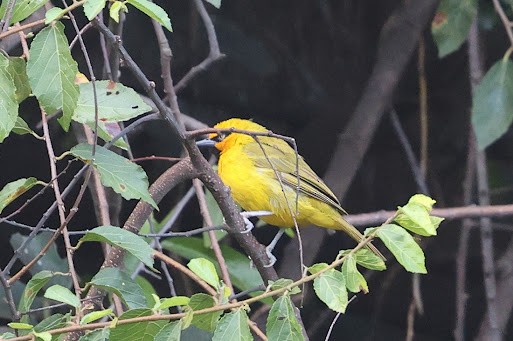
[2,0,513,340]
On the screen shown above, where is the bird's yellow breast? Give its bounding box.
[218,144,342,229]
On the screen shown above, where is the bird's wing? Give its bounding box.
[244,139,347,214]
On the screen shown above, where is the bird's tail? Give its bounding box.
[337,218,386,261]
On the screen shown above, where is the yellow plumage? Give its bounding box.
[210,118,383,259]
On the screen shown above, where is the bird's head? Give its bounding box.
[197,118,268,153]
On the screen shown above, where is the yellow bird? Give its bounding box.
[198,118,384,261]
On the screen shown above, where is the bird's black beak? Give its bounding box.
[196,139,216,148]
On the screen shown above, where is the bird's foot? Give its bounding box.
[239,210,272,233]
[264,246,277,267]
[263,229,286,267]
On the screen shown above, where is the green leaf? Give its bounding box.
[0,0,49,24]
[79,328,110,341]
[80,309,114,325]
[135,276,158,307]
[395,203,437,236]
[26,22,79,131]
[154,321,182,341]
[0,54,19,142]
[73,80,151,124]
[266,295,304,341]
[70,144,157,208]
[126,0,172,31]
[472,59,513,150]
[376,224,427,274]
[341,255,368,294]
[187,258,220,288]
[212,309,251,341]
[109,1,127,23]
[161,238,264,296]
[313,269,348,313]
[0,178,39,214]
[431,0,477,58]
[109,308,166,341]
[204,0,221,9]
[158,296,190,310]
[90,268,147,309]
[188,293,222,332]
[7,57,31,103]
[83,0,107,20]
[80,225,154,269]
[33,313,70,332]
[7,322,33,330]
[44,285,80,307]
[44,7,64,24]
[18,271,53,314]
[12,117,35,136]
[352,249,386,271]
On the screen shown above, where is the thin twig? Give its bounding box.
[154,250,216,296]
[418,37,429,178]
[493,0,513,46]
[346,204,513,226]
[0,269,19,321]
[131,186,197,280]
[389,110,429,194]
[69,22,92,50]
[8,165,94,285]
[0,160,74,224]
[173,0,225,93]
[41,110,83,321]
[454,18,479,341]
[148,217,179,301]
[0,0,17,32]
[467,9,500,340]
[0,18,45,39]
[3,165,88,275]
[193,179,235,294]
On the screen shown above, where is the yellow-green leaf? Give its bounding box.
[376,224,427,274]
[313,269,348,313]
[0,178,39,214]
[341,255,368,293]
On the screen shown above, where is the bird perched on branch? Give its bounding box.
[197,118,384,263]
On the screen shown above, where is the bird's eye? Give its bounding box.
[213,133,226,142]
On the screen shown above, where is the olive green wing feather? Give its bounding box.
[243,139,347,214]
